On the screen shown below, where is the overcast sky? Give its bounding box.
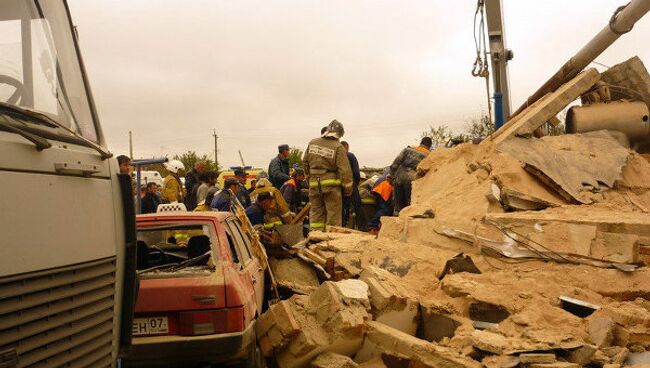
[68,0,650,168]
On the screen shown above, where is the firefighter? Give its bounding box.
[162,160,185,203]
[388,137,432,214]
[250,178,293,225]
[303,120,353,230]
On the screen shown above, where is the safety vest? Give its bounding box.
[413,145,431,155]
[372,180,393,202]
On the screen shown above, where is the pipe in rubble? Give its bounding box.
[512,0,650,118]
[566,100,650,141]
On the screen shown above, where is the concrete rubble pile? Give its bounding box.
[258,57,650,367]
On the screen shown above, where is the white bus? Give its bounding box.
[0,1,136,367]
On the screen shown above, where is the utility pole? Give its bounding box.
[212,129,219,169]
[128,131,133,159]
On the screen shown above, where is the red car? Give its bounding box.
[124,212,266,367]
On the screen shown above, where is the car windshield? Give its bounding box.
[136,224,215,273]
[0,0,97,141]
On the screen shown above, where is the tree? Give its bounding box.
[464,114,494,141]
[172,151,220,173]
[422,125,453,148]
[288,146,304,167]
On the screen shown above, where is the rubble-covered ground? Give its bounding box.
[258,57,650,368]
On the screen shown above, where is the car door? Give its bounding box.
[226,219,265,315]
[222,222,257,319]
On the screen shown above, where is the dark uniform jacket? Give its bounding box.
[389,145,430,184]
[268,155,290,189]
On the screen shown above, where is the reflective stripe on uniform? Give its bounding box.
[309,179,342,187]
[310,222,326,229]
[264,220,283,229]
[361,197,376,205]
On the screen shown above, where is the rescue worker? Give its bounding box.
[245,192,275,227]
[367,170,394,233]
[281,168,307,213]
[303,120,353,230]
[250,178,293,226]
[341,141,365,230]
[388,137,432,214]
[162,159,185,203]
[268,144,291,189]
[210,178,240,212]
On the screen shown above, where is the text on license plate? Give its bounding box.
[132,317,169,336]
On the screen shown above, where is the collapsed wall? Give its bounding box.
[259,57,650,367]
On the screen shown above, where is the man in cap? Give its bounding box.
[388,136,432,214]
[303,120,353,230]
[233,168,251,207]
[268,144,291,189]
[210,177,240,212]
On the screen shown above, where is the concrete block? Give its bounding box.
[601,56,650,108]
[311,352,360,368]
[363,321,481,368]
[527,363,580,368]
[567,344,597,365]
[471,330,509,355]
[519,353,556,364]
[362,272,419,336]
[590,232,640,264]
[588,316,615,347]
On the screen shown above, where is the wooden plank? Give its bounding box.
[491,68,600,145]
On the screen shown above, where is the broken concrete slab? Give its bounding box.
[588,316,616,348]
[526,363,580,368]
[271,257,321,295]
[257,300,301,357]
[518,353,556,364]
[489,68,600,144]
[360,267,420,336]
[567,344,597,365]
[311,352,359,368]
[264,281,370,368]
[483,209,650,264]
[358,321,481,368]
[600,56,650,108]
[497,131,631,204]
[471,330,509,355]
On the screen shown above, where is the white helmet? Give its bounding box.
[164,159,185,174]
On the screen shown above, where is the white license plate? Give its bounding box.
[132,317,169,336]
